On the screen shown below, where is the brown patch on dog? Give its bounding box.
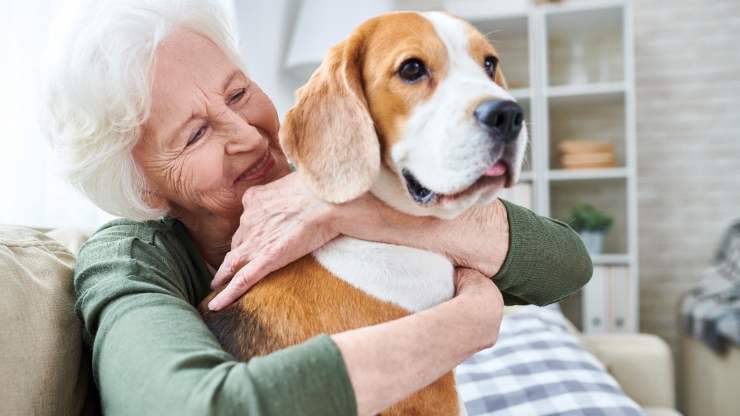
[360,13,449,151]
[201,255,461,415]
[465,22,508,89]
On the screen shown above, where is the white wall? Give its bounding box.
[232,0,302,119]
[0,0,111,229]
[634,0,740,350]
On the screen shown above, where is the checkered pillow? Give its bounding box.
[456,306,643,416]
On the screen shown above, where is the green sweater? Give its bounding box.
[74,198,592,415]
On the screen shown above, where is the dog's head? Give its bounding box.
[281,11,528,218]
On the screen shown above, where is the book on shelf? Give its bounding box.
[557,139,617,169]
[499,182,532,210]
[582,265,634,334]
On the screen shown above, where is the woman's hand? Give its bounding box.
[207,172,339,311]
[452,267,504,349]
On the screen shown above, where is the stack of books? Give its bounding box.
[557,140,617,169]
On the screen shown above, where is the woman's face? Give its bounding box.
[134,28,291,221]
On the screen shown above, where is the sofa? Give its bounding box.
[680,329,740,416]
[0,225,681,416]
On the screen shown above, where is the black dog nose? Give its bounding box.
[474,100,524,143]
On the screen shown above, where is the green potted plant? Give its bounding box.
[567,203,613,254]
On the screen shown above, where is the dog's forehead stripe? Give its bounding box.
[420,12,472,70]
[421,11,511,99]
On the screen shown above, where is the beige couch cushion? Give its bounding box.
[580,333,676,409]
[0,226,93,416]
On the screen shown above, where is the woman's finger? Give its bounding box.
[212,247,252,288]
[207,258,272,311]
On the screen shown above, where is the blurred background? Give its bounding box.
[2,0,739,415]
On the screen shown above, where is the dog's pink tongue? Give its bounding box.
[484,161,507,176]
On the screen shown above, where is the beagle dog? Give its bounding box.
[202,11,527,415]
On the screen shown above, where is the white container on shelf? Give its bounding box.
[568,38,591,84]
[579,230,606,254]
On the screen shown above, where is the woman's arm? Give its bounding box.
[335,267,503,415]
[77,221,502,415]
[208,172,592,310]
[332,194,594,306]
[76,222,354,415]
[330,194,510,277]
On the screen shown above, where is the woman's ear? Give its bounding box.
[280,30,380,204]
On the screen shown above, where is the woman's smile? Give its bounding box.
[235,147,276,185]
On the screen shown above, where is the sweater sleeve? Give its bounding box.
[74,220,356,416]
[492,198,594,306]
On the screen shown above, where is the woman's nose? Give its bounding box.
[224,117,263,155]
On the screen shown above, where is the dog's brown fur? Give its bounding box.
[201,255,460,415]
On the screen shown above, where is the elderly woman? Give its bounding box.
[46,1,591,415]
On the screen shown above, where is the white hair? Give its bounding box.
[44,0,242,220]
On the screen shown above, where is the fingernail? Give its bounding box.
[208,300,219,311]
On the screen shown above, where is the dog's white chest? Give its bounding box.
[313,237,455,312]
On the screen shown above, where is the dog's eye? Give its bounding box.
[398,58,428,83]
[484,55,498,79]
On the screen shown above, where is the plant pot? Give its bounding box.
[578,230,605,254]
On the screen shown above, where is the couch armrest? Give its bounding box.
[579,333,675,409]
[46,228,93,256]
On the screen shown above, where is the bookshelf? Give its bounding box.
[467,0,639,333]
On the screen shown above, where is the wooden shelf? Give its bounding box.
[547,82,625,105]
[548,167,627,181]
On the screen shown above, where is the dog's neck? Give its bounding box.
[313,237,455,312]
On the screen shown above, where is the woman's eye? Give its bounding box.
[187,125,207,146]
[229,88,246,104]
[484,56,498,79]
[398,58,428,83]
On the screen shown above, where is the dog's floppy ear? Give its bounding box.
[495,64,509,90]
[281,30,379,204]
